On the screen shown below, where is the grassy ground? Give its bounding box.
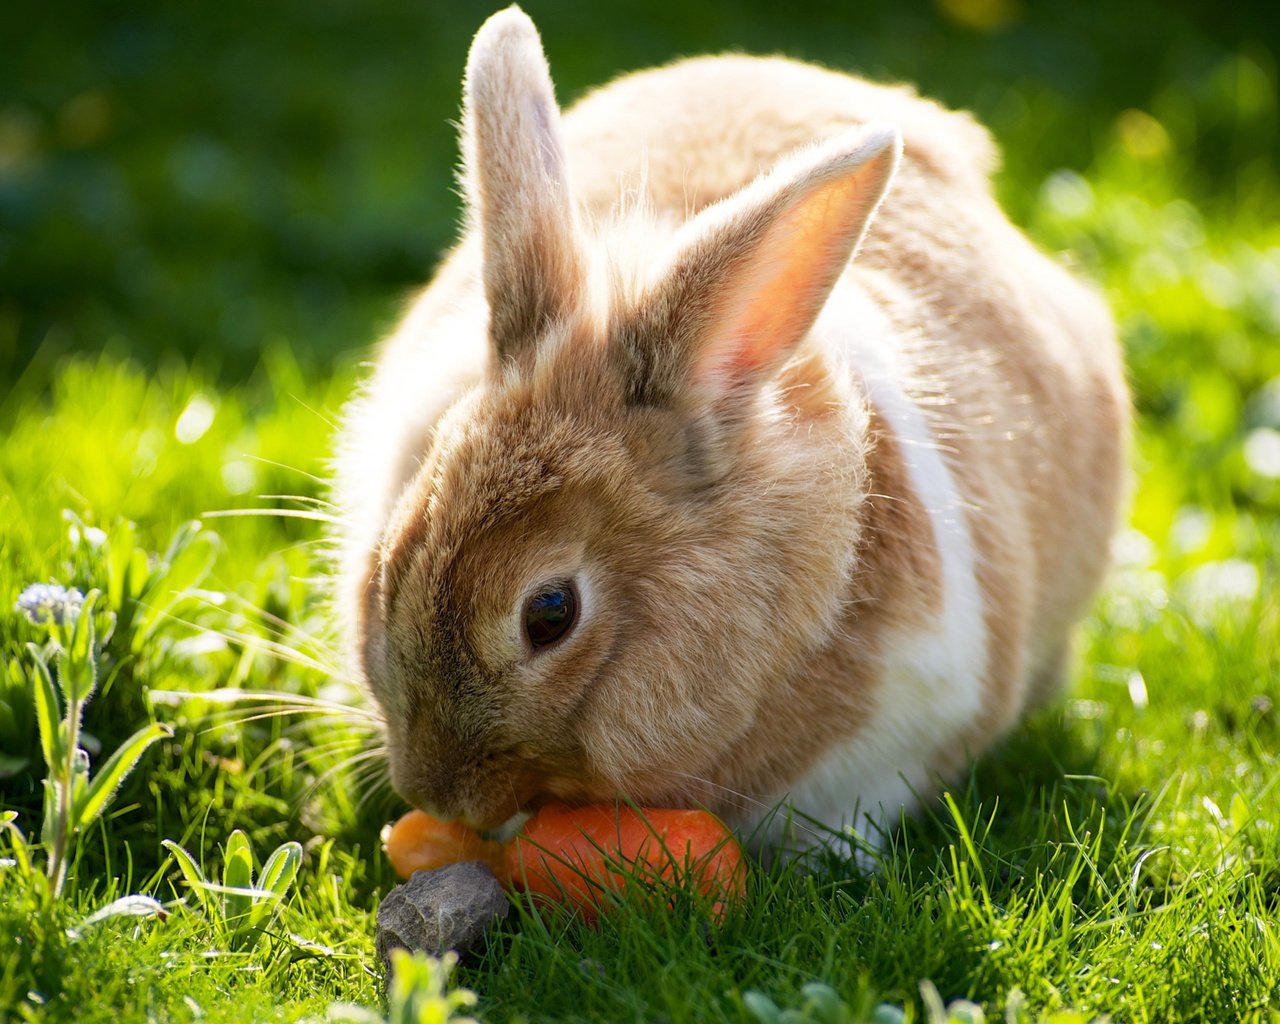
[2,2,1279,1022]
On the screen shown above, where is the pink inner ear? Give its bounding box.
[699,171,881,390]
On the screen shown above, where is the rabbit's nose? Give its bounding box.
[390,742,528,832]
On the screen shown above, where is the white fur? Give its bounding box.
[756,279,989,853]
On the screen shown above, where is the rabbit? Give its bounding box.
[332,5,1129,857]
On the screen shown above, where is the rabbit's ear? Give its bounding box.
[621,124,901,414]
[462,7,582,364]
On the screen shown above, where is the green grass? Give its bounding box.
[2,1,1279,1022]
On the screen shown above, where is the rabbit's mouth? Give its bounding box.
[453,777,608,832]
[460,768,633,831]
[418,780,528,834]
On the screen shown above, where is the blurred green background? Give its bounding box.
[2,0,1276,385]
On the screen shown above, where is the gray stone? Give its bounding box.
[375,861,510,970]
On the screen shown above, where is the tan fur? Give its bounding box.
[331,7,1128,842]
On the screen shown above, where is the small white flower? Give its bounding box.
[14,583,85,626]
[1176,559,1261,626]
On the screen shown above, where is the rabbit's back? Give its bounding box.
[561,55,996,217]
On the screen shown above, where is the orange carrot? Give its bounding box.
[507,803,746,921]
[382,809,504,878]
[383,803,746,922]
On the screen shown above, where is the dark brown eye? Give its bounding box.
[524,581,578,649]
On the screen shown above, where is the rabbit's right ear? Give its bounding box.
[614,125,900,430]
[462,7,582,364]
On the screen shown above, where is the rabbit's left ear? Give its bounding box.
[618,124,901,413]
[462,6,582,364]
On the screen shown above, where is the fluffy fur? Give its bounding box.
[332,6,1129,853]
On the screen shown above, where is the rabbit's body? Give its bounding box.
[335,11,1127,853]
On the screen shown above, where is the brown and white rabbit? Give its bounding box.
[332,6,1128,855]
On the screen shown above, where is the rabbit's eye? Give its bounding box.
[524,581,578,650]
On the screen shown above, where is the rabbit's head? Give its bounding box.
[359,7,901,829]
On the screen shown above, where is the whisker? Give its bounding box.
[203,629,339,675]
[306,735,385,760]
[350,759,396,816]
[348,755,392,791]
[305,739,388,774]
[138,597,350,689]
[201,593,349,668]
[245,455,329,486]
[206,592,333,644]
[150,687,379,724]
[287,393,339,432]
[646,766,830,844]
[256,494,339,510]
[203,507,340,524]
[302,748,390,806]
[254,537,340,562]
[196,707,371,733]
